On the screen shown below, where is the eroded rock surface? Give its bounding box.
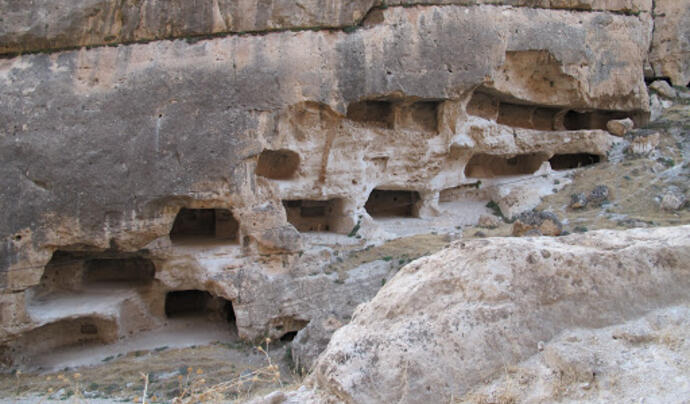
[0,0,376,54]
[1,0,654,55]
[0,4,653,357]
[461,304,690,403]
[648,0,690,86]
[310,226,690,403]
[1,0,688,391]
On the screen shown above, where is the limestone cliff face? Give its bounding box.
[0,0,685,368]
[0,0,653,55]
[648,0,690,86]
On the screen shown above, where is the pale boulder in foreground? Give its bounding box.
[308,226,690,403]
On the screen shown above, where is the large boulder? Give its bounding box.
[310,226,690,403]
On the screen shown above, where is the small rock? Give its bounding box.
[478,214,501,229]
[587,185,610,207]
[649,80,677,99]
[512,210,562,237]
[573,226,589,233]
[617,218,651,228]
[543,345,596,384]
[569,192,588,209]
[606,118,634,136]
[660,186,687,211]
[627,129,660,155]
[649,94,664,122]
[474,231,487,238]
[249,391,287,404]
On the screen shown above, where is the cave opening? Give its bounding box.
[645,76,672,86]
[256,149,300,180]
[170,208,239,243]
[365,189,421,218]
[346,100,394,129]
[280,331,299,342]
[83,257,155,285]
[165,290,211,318]
[563,110,629,131]
[467,90,640,131]
[549,153,601,170]
[164,290,236,325]
[270,317,309,342]
[401,101,441,132]
[464,153,547,178]
[225,300,236,323]
[34,251,156,296]
[2,316,119,364]
[497,103,560,130]
[283,199,345,233]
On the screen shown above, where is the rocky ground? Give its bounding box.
[0,336,297,403]
[464,86,690,238]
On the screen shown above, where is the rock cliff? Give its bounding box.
[0,1,688,399]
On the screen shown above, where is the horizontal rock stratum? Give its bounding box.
[0,0,654,55]
[309,226,690,403]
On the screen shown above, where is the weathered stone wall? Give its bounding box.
[648,0,690,85]
[0,0,654,55]
[1,5,650,286]
[1,0,685,367]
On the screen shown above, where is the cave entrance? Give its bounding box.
[164,290,210,318]
[464,153,547,178]
[33,251,156,296]
[346,100,394,129]
[549,153,601,170]
[256,149,300,179]
[283,199,346,233]
[83,257,155,285]
[467,90,642,131]
[2,316,118,363]
[269,317,309,342]
[170,208,239,243]
[497,103,561,131]
[563,110,629,131]
[164,290,236,325]
[280,331,299,342]
[398,100,441,132]
[365,189,420,218]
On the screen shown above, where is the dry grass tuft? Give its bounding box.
[167,338,282,404]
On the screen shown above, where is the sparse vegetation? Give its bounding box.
[2,339,298,403]
[657,157,675,168]
[486,201,504,219]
